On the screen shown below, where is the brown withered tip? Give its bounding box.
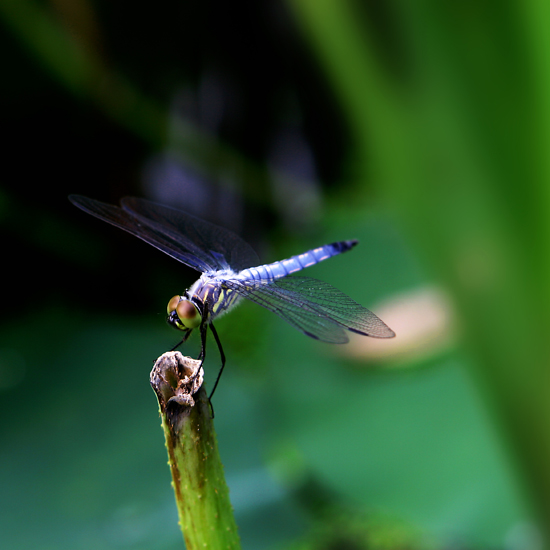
[150,352,204,424]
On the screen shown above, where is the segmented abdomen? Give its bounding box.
[238,240,358,284]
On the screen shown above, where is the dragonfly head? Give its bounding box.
[166,295,202,330]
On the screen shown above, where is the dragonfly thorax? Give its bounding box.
[189,271,242,321]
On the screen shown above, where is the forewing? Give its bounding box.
[69,195,259,272]
[225,276,395,343]
[121,197,259,271]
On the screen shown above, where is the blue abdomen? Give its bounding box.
[239,240,358,283]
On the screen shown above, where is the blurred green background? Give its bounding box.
[1,0,548,548]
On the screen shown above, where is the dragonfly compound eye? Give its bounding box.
[167,295,182,315]
[177,300,202,329]
[167,297,202,330]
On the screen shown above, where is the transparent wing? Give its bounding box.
[69,195,259,272]
[225,276,395,343]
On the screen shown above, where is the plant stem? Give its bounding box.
[150,352,241,549]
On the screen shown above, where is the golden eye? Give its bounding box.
[176,300,194,320]
[167,295,181,314]
[176,300,201,328]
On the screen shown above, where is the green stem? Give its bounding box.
[150,352,241,549]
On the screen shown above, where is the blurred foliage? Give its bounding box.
[0,0,548,549]
[282,507,433,550]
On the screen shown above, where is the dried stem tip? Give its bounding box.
[150,351,203,429]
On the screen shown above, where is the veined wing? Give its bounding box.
[69,195,259,272]
[224,276,395,343]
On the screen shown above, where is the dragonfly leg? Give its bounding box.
[197,322,208,365]
[197,322,217,418]
[208,322,226,401]
[170,329,192,351]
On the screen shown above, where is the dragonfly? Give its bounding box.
[69,195,395,398]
